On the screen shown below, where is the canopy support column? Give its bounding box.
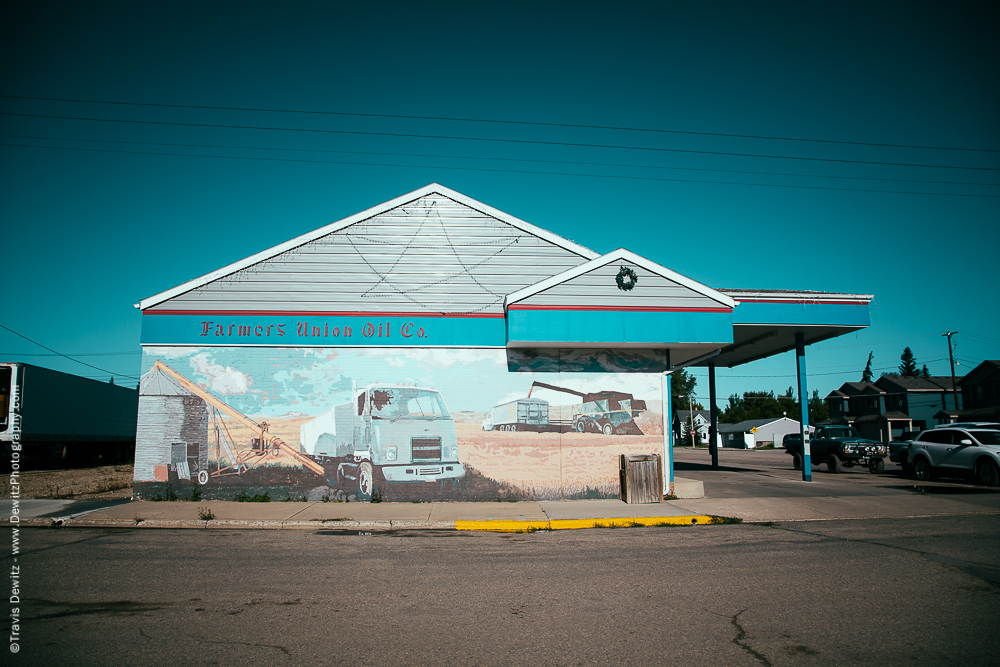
[661,351,673,496]
[709,362,719,470]
[796,332,812,481]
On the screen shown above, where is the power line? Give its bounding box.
[5,141,999,199]
[4,133,996,188]
[4,93,996,154]
[3,111,999,172]
[962,332,1000,346]
[0,324,139,379]
[820,333,943,350]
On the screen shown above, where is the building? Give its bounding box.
[133,184,874,500]
[673,410,713,447]
[935,360,1000,424]
[874,375,956,433]
[718,417,807,449]
[827,375,966,442]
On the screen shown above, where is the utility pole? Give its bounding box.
[942,331,959,411]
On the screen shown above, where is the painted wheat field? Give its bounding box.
[456,423,664,500]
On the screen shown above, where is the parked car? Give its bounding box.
[784,425,887,474]
[905,427,1000,486]
[889,439,913,472]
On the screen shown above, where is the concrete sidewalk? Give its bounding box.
[7,449,1000,530]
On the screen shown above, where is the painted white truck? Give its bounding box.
[301,383,464,499]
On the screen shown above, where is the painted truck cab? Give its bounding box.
[302,383,464,498]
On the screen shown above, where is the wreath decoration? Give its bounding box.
[616,265,638,291]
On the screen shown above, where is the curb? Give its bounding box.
[16,517,457,530]
[456,515,719,532]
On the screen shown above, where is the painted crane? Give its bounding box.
[151,361,325,478]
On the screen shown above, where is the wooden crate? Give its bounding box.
[619,454,664,504]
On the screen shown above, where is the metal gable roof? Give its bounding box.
[137,183,600,311]
[504,248,736,310]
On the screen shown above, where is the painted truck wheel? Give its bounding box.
[602,423,613,436]
[357,462,374,501]
[575,419,586,433]
[197,470,209,485]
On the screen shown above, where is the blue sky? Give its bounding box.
[1,1,997,408]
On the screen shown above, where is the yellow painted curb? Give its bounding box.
[456,520,550,532]
[455,516,719,533]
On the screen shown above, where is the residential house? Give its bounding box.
[673,409,713,447]
[827,376,964,443]
[936,360,1000,423]
[874,376,956,433]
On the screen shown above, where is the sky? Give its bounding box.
[1,1,998,409]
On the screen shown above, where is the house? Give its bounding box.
[935,360,1000,423]
[718,417,807,449]
[874,376,956,433]
[673,409,713,447]
[827,376,965,443]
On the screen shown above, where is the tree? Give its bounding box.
[722,390,795,423]
[920,364,931,379]
[808,389,829,424]
[898,347,918,377]
[862,352,874,383]
[670,368,702,413]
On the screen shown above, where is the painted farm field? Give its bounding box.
[456,423,663,500]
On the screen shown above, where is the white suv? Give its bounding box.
[906,427,1000,486]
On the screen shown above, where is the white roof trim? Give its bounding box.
[138,183,599,310]
[504,248,737,309]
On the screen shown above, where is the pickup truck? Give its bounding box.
[784,425,888,474]
[888,439,912,473]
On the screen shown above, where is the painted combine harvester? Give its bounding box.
[486,381,647,435]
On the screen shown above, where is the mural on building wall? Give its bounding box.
[134,347,666,502]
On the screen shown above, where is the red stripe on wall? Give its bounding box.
[146,310,506,318]
[506,305,732,313]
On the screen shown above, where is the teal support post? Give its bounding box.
[709,362,719,470]
[662,351,673,494]
[796,332,812,481]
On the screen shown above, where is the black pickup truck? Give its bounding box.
[784,425,888,474]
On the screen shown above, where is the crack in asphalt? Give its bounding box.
[190,636,291,656]
[708,608,771,666]
[729,609,772,667]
